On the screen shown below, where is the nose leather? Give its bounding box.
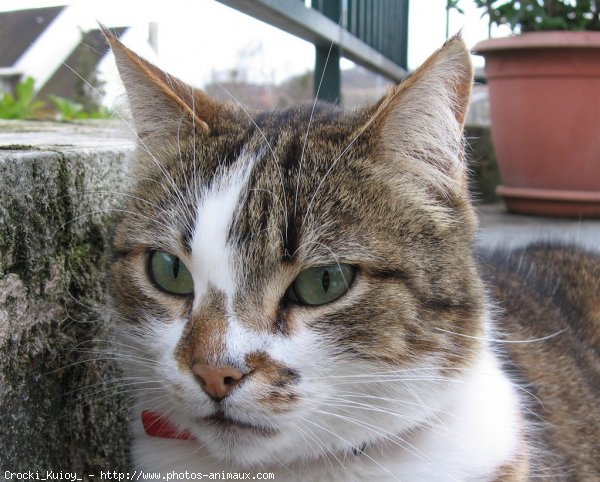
[191,363,244,401]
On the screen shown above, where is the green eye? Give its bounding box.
[149,251,194,295]
[289,264,356,306]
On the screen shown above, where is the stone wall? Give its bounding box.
[0,120,133,475]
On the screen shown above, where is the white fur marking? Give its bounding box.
[190,154,254,304]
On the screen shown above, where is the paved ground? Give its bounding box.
[476,203,600,252]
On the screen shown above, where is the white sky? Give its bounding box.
[0,0,511,87]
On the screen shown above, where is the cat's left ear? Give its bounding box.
[103,26,220,143]
[368,35,473,187]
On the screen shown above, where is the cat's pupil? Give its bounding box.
[322,270,330,292]
[172,257,180,279]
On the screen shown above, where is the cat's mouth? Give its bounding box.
[202,411,278,436]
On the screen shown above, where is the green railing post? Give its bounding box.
[313,0,341,104]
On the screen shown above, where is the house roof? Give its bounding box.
[0,6,66,67]
[37,27,128,102]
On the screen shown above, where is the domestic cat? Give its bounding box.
[105,29,600,481]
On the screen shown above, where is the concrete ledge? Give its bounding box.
[476,203,600,252]
[0,120,133,473]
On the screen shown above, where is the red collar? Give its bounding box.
[142,410,367,456]
[141,410,196,441]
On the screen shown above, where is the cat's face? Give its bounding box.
[108,31,484,467]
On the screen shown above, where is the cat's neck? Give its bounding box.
[131,343,526,481]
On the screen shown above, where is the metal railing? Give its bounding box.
[217,0,409,103]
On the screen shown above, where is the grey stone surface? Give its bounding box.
[476,203,600,252]
[0,120,133,475]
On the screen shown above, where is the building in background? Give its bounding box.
[0,6,65,94]
[0,5,156,108]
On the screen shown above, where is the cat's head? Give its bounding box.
[107,30,484,467]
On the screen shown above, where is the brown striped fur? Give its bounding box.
[482,244,600,480]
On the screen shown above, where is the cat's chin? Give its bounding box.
[200,412,279,437]
[197,430,289,467]
[191,416,289,467]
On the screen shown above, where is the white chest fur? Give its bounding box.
[130,346,522,482]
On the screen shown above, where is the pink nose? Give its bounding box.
[191,363,244,401]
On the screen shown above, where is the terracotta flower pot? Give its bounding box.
[474,32,600,217]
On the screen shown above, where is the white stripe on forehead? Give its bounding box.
[190,152,254,306]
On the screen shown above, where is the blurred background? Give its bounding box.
[0,0,507,115]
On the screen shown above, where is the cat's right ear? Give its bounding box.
[103,26,220,144]
[365,35,473,197]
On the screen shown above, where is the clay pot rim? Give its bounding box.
[473,31,600,54]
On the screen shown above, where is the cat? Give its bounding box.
[105,28,600,481]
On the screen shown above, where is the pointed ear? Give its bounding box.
[370,35,473,189]
[102,26,220,142]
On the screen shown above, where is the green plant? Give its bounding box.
[475,0,600,32]
[0,76,111,121]
[49,95,111,121]
[0,77,46,119]
[49,95,84,120]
